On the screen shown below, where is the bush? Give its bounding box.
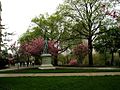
[57,54,67,65]
[69,59,78,66]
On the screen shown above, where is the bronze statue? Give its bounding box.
[43,38,48,54]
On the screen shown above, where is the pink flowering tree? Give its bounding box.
[19,37,60,66]
[48,40,59,56]
[73,43,88,64]
[19,37,59,57]
[20,37,44,56]
[69,59,78,66]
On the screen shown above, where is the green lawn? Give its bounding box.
[0,76,120,90]
[0,68,120,73]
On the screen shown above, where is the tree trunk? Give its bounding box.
[104,48,107,65]
[111,51,114,66]
[119,52,120,59]
[53,56,58,66]
[78,54,82,64]
[27,55,30,67]
[88,38,93,66]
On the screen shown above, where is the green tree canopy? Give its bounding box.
[56,0,120,65]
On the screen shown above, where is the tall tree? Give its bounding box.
[19,13,74,50]
[19,13,74,65]
[94,26,120,65]
[57,0,120,65]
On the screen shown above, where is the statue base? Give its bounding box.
[38,54,55,70]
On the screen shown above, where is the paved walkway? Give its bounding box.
[0,66,120,77]
[0,72,120,77]
[57,66,120,70]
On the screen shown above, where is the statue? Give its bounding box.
[39,32,55,69]
[43,38,48,54]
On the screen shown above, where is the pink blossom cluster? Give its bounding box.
[73,44,88,57]
[101,4,118,18]
[19,37,59,56]
[105,10,118,18]
[69,59,78,65]
[48,40,59,56]
[20,37,44,55]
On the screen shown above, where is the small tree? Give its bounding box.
[20,37,59,56]
[19,13,74,66]
[20,37,44,56]
[19,37,60,65]
[73,43,88,64]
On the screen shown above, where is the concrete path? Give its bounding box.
[0,72,120,77]
[57,67,120,70]
[0,66,120,77]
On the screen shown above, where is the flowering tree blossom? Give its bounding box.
[101,3,119,19]
[48,40,59,56]
[19,37,59,57]
[69,59,78,66]
[73,43,88,64]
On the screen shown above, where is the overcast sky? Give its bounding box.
[1,0,63,42]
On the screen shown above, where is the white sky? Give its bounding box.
[1,0,63,43]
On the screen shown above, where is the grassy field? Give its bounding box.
[0,76,120,90]
[0,68,120,73]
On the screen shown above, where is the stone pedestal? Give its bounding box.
[38,54,55,69]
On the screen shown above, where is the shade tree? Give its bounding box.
[19,12,75,65]
[56,0,120,65]
[94,26,120,65]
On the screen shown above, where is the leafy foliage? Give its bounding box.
[19,13,75,54]
[18,0,120,66]
[57,0,120,65]
[94,27,120,52]
[94,26,120,65]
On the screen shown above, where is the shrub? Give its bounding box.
[73,43,88,64]
[69,59,78,66]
